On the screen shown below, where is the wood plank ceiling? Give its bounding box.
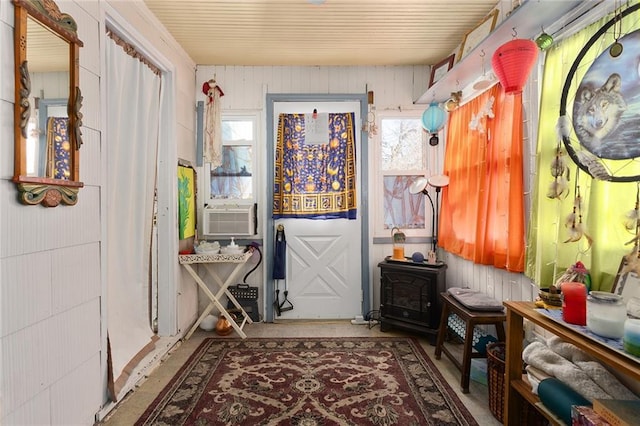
[142,0,500,66]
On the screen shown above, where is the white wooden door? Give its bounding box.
[273,101,362,319]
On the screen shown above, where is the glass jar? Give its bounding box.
[586,291,627,339]
[623,319,640,356]
[391,227,405,260]
[627,296,640,319]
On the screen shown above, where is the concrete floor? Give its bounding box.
[99,320,502,425]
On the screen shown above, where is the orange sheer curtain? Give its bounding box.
[439,84,525,272]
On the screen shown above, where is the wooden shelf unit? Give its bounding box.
[503,301,640,426]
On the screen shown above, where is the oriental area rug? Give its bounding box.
[135,337,478,426]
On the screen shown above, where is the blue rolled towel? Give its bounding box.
[537,377,591,425]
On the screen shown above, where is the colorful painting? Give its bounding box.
[178,165,196,240]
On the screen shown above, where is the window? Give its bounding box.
[374,113,430,237]
[204,113,258,205]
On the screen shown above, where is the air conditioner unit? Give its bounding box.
[202,204,256,237]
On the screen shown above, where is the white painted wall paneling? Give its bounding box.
[0,101,12,180]
[0,184,100,258]
[0,0,198,422]
[198,65,426,111]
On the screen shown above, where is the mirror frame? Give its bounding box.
[12,0,84,207]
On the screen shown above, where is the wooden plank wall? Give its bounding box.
[0,0,196,423]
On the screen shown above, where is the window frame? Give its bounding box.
[372,109,436,239]
[203,112,259,207]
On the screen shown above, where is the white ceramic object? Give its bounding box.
[195,240,220,254]
[221,246,244,255]
[221,237,244,254]
[199,314,218,331]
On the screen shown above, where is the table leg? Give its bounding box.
[182,262,251,339]
[504,308,525,425]
[434,300,450,360]
[184,300,215,340]
[203,263,253,326]
[461,320,474,393]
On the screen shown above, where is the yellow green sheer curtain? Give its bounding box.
[526,5,640,291]
[440,84,525,271]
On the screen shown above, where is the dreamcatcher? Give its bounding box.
[550,2,640,258]
[558,2,640,182]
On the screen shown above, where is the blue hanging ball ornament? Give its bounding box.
[411,252,425,263]
[421,102,446,134]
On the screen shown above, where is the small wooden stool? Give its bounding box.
[434,292,506,393]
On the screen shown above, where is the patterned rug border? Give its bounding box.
[136,336,479,426]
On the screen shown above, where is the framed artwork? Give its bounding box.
[429,54,455,88]
[178,163,196,240]
[457,9,499,63]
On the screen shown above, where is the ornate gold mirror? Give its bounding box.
[13,0,83,207]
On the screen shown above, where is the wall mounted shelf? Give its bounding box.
[415,0,612,105]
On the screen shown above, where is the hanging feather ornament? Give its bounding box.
[547,178,569,199]
[550,147,567,177]
[575,151,612,181]
[564,181,593,248]
[556,115,571,140]
[624,183,640,231]
[621,184,640,276]
[564,192,580,229]
[547,146,569,199]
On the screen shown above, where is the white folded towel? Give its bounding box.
[522,340,638,401]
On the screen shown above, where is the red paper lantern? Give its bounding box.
[491,39,539,94]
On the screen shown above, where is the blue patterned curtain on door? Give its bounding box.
[273,112,357,219]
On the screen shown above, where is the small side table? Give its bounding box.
[179,251,254,339]
[434,292,506,393]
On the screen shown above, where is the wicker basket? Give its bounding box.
[538,288,562,307]
[486,342,548,425]
[487,342,507,422]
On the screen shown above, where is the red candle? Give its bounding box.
[561,282,587,325]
